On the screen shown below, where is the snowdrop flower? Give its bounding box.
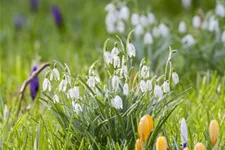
[215,3,225,17]
[111,47,119,57]
[127,43,136,58]
[43,78,51,91]
[131,13,139,26]
[152,26,160,38]
[104,51,113,65]
[159,23,169,37]
[146,80,152,91]
[134,24,144,36]
[113,56,120,68]
[68,86,79,99]
[119,6,129,20]
[59,78,67,92]
[87,76,95,88]
[140,80,148,93]
[178,21,187,33]
[192,15,201,28]
[144,32,153,44]
[120,65,128,78]
[147,12,155,25]
[53,94,59,103]
[181,118,188,148]
[182,34,195,47]
[123,83,129,96]
[182,0,192,8]
[162,81,170,93]
[112,75,120,90]
[111,95,123,109]
[105,11,118,26]
[154,85,163,98]
[105,3,116,12]
[140,15,149,27]
[106,24,116,33]
[117,20,125,33]
[52,67,60,81]
[221,31,225,43]
[208,16,219,32]
[140,65,150,79]
[172,72,179,84]
[72,101,82,114]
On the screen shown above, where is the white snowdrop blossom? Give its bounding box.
[113,56,120,68]
[144,32,153,44]
[43,78,51,92]
[117,20,125,33]
[192,15,201,28]
[111,47,119,57]
[123,83,129,96]
[182,0,192,8]
[182,34,196,47]
[134,24,144,36]
[120,65,128,78]
[216,3,225,17]
[222,31,225,43]
[53,68,60,81]
[127,43,136,58]
[147,12,155,25]
[53,94,59,103]
[181,118,188,148]
[72,101,83,114]
[163,81,170,93]
[119,6,130,20]
[152,26,160,38]
[140,65,150,79]
[87,76,95,88]
[111,95,123,109]
[59,79,67,92]
[159,23,169,37]
[154,85,163,98]
[140,15,149,27]
[105,3,116,12]
[140,80,148,93]
[172,72,179,84]
[146,80,152,91]
[207,16,219,32]
[112,75,120,90]
[178,21,187,33]
[68,86,79,99]
[131,13,139,26]
[104,51,113,65]
[106,23,116,33]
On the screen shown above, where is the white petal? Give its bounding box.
[43,78,48,91]
[53,68,60,80]
[111,95,123,109]
[131,13,139,26]
[123,83,129,96]
[127,43,136,58]
[172,72,179,84]
[163,81,170,93]
[146,80,152,91]
[144,32,153,45]
[154,85,163,98]
[140,65,149,79]
[178,21,187,33]
[192,15,201,28]
[140,80,147,93]
[53,94,59,103]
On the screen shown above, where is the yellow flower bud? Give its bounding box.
[156,136,167,150]
[194,143,206,150]
[135,139,143,150]
[209,119,219,145]
[184,147,189,150]
[138,115,153,142]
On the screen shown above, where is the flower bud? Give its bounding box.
[209,120,219,145]
[156,136,167,150]
[194,143,206,150]
[135,139,143,150]
[138,115,153,142]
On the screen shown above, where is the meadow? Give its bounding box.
[0,0,225,149]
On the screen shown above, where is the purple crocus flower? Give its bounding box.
[51,5,63,27]
[29,66,39,100]
[30,0,38,12]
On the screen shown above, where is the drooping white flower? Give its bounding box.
[68,86,79,99]
[119,6,130,20]
[59,79,67,92]
[178,21,187,33]
[221,31,225,43]
[105,11,118,28]
[123,83,129,96]
[105,3,116,12]
[104,51,113,65]
[152,26,160,38]
[208,16,219,32]
[182,0,192,8]
[87,76,95,88]
[43,78,51,92]
[93,70,100,83]
[192,15,201,28]
[147,12,155,25]
[111,47,119,57]
[181,118,188,148]
[140,80,148,93]
[134,24,144,36]
[106,23,116,33]
[215,3,225,17]
[162,81,170,93]
[52,68,60,81]
[140,65,150,79]
[181,34,196,47]
[4,105,9,120]
[131,13,139,26]
[158,23,169,37]
[53,94,59,103]
[144,32,153,44]
[120,65,128,78]
[154,85,163,98]
[112,75,120,90]
[146,80,152,91]
[140,15,149,27]
[111,95,123,109]
[172,72,179,84]
[117,20,125,33]
[72,101,83,114]
[127,43,136,58]
[113,56,120,68]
